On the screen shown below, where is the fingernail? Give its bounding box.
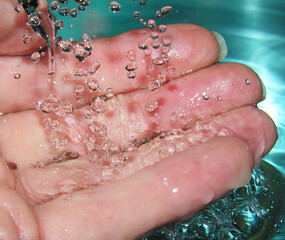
[260,78,267,101]
[212,31,228,61]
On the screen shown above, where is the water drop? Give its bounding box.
[217,96,221,101]
[152,57,166,65]
[74,44,90,62]
[23,33,32,45]
[70,8,79,18]
[75,85,85,95]
[147,19,156,29]
[87,79,99,91]
[158,24,167,33]
[138,0,148,6]
[157,72,166,84]
[167,66,178,74]
[89,148,104,163]
[106,88,114,99]
[143,47,152,56]
[151,40,160,49]
[127,71,136,79]
[78,4,87,11]
[63,104,74,114]
[50,1,59,11]
[91,97,104,113]
[150,31,159,40]
[161,6,172,16]
[138,41,148,50]
[54,20,64,30]
[58,40,73,52]
[37,97,60,113]
[133,11,140,19]
[31,52,41,63]
[29,16,41,27]
[165,141,176,154]
[245,79,251,85]
[126,50,135,61]
[126,62,137,71]
[155,10,162,19]
[145,100,159,112]
[59,0,68,4]
[14,3,22,13]
[110,1,121,13]
[162,37,171,46]
[59,7,70,16]
[203,93,209,100]
[13,72,21,79]
[84,109,93,119]
[147,80,160,91]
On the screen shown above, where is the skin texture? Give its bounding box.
[0,1,278,239]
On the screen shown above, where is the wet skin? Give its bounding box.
[0,1,278,239]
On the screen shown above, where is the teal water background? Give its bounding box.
[49,0,285,239]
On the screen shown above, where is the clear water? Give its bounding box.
[46,0,285,239]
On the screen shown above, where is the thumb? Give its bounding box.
[0,0,50,55]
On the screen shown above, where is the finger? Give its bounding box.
[0,63,264,169]
[34,137,253,240]
[0,24,221,113]
[0,0,47,55]
[0,186,39,239]
[14,106,277,205]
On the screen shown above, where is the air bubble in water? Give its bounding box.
[13,72,21,79]
[75,85,85,95]
[106,88,114,99]
[158,24,167,33]
[54,20,64,30]
[59,7,70,16]
[50,1,59,11]
[31,52,41,63]
[147,19,156,29]
[126,62,137,71]
[87,79,99,91]
[145,100,159,112]
[138,41,148,50]
[29,16,41,27]
[91,97,104,113]
[245,79,250,85]
[138,0,147,6]
[70,8,79,18]
[161,6,172,16]
[110,1,121,13]
[133,11,140,19]
[150,31,159,40]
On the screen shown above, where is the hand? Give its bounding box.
[0,1,277,239]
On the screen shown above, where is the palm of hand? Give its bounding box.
[0,3,277,239]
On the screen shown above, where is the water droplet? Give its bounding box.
[203,93,209,100]
[69,8,79,18]
[101,139,111,151]
[13,72,21,79]
[37,97,60,113]
[145,100,159,112]
[167,66,178,74]
[126,50,135,61]
[143,47,152,56]
[155,10,162,19]
[138,0,148,6]
[91,97,104,113]
[75,84,85,95]
[31,52,41,63]
[23,33,32,45]
[110,1,121,13]
[126,62,137,71]
[245,79,251,85]
[158,24,167,33]
[165,141,176,154]
[151,40,160,49]
[150,31,159,40]
[50,1,59,11]
[54,20,64,30]
[89,121,107,137]
[106,88,114,99]
[162,37,171,46]
[58,40,73,52]
[152,57,166,65]
[63,104,74,114]
[161,6,172,16]
[138,41,148,50]
[14,3,22,13]
[87,79,99,91]
[157,72,166,84]
[84,109,93,119]
[127,71,136,79]
[147,80,160,91]
[59,7,70,16]
[78,3,87,11]
[29,16,41,27]
[217,96,221,101]
[89,148,104,162]
[74,44,90,62]
[133,11,140,19]
[59,0,68,4]
[147,19,156,29]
